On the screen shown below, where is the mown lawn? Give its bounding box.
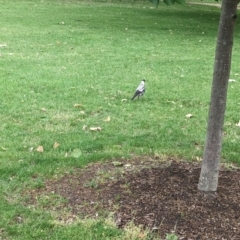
[0,0,240,239]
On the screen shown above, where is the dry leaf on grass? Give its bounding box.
[138,233,147,239]
[53,142,60,149]
[65,152,69,158]
[0,44,7,48]
[112,161,123,167]
[235,121,240,127]
[82,125,87,131]
[90,127,102,131]
[186,114,193,118]
[74,103,83,108]
[36,146,44,153]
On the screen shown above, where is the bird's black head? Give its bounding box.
[142,79,146,82]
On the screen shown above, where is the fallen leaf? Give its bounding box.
[71,148,82,158]
[124,163,132,168]
[0,43,7,48]
[138,233,146,239]
[104,116,111,122]
[229,79,236,82]
[112,161,123,167]
[53,142,60,149]
[74,103,83,108]
[79,111,85,114]
[235,120,240,127]
[82,125,87,131]
[65,152,69,157]
[90,127,101,131]
[41,108,47,112]
[225,122,231,126]
[1,147,7,151]
[186,114,193,118]
[167,100,176,104]
[225,164,239,170]
[121,99,127,102]
[36,146,44,153]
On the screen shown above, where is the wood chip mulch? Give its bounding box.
[26,158,240,239]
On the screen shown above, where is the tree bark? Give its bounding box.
[198,0,239,192]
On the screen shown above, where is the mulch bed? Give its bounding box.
[26,157,240,239]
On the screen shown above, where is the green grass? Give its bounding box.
[0,0,240,239]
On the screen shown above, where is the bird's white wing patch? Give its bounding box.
[136,81,145,92]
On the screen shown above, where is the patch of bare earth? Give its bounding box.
[188,2,240,10]
[188,2,222,8]
[26,158,240,239]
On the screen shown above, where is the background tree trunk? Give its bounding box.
[198,0,239,192]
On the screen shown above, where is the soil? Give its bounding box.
[188,2,240,10]
[26,157,240,239]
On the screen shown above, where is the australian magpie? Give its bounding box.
[131,79,145,100]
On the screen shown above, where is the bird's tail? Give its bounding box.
[131,93,137,100]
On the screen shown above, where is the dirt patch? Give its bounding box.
[188,2,240,10]
[188,2,222,8]
[26,157,240,239]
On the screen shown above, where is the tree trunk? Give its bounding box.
[198,0,239,192]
